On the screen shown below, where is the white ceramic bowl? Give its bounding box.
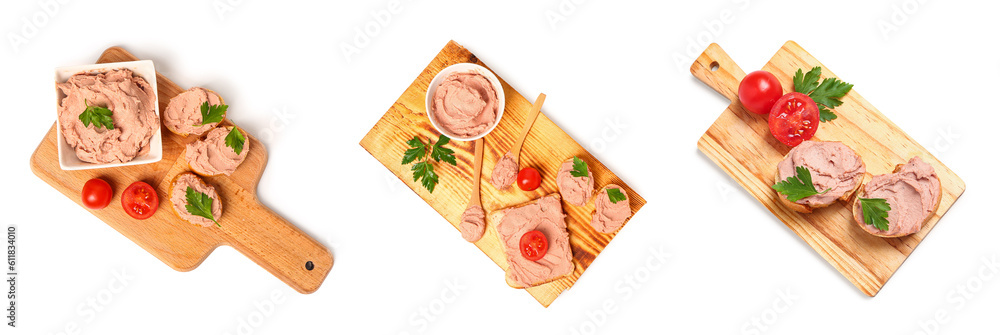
[54,60,162,170]
[425,63,505,141]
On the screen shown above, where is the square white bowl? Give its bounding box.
[54,60,162,170]
[425,63,505,142]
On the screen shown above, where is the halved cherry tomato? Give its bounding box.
[738,71,783,115]
[81,178,113,210]
[519,230,548,261]
[768,92,819,147]
[121,181,159,220]
[517,167,541,191]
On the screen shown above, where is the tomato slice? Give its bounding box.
[519,230,548,261]
[768,92,819,147]
[517,167,541,191]
[82,178,113,210]
[121,181,159,220]
[738,71,783,115]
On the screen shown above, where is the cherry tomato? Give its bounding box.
[519,230,548,261]
[121,181,159,220]
[81,178,113,210]
[738,71,783,115]
[768,92,819,147]
[517,167,541,191]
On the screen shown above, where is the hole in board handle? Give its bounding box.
[710,61,719,72]
[305,261,314,271]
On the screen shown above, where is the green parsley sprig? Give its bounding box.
[79,99,114,130]
[571,156,589,178]
[196,102,228,126]
[606,188,627,204]
[858,197,891,231]
[225,127,246,155]
[772,166,830,202]
[401,135,456,193]
[184,187,220,227]
[793,67,853,122]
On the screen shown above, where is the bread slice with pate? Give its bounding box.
[488,193,575,289]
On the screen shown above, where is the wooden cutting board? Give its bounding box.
[692,41,965,296]
[30,47,332,294]
[360,41,646,307]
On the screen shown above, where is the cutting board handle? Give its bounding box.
[690,43,746,102]
[224,203,333,294]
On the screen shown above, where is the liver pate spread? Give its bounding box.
[56,69,158,164]
[490,152,517,190]
[164,87,224,136]
[459,205,486,242]
[430,71,498,137]
[185,127,249,176]
[170,173,223,227]
[855,157,940,237]
[777,141,865,207]
[591,185,630,234]
[556,159,594,206]
[497,194,573,287]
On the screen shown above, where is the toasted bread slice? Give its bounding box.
[165,88,226,137]
[773,142,865,213]
[852,163,942,238]
[169,172,223,227]
[557,157,595,207]
[186,126,248,177]
[489,193,574,289]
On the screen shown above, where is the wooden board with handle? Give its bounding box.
[692,41,965,296]
[30,47,333,294]
[360,41,646,307]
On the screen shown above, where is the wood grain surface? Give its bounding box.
[692,41,965,296]
[30,47,332,294]
[360,41,646,307]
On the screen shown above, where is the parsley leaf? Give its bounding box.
[606,188,627,204]
[196,101,228,126]
[772,166,831,202]
[402,137,427,165]
[793,67,822,94]
[401,135,456,193]
[793,66,853,123]
[858,197,891,231]
[224,127,246,155]
[571,156,589,178]
[430,135,457,166]
[184,187,219,227]
[411,161,439,193]
[819,106,838,122]
[79,99,115,130]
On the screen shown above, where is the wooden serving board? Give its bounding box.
[360,41,646,307]
[30,47,332,293]
[692,41,965,296]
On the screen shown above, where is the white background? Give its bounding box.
[2,0,997,334]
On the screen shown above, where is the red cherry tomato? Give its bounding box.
[81,178,113,210]
[738,71,783,115]
[517,167,541,191]
[121,181,159,220]
[768,92,819,147]
[519,230,548,261]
